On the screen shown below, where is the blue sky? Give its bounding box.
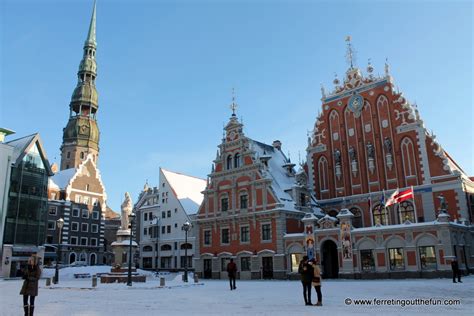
[1,0,472,212]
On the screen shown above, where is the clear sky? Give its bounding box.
[1,0,472,212]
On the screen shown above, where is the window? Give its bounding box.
[372,204,388,225]
[240,226,249,243]
[144,213,148,221]
[167,225,171,234]
[240,194,248,209]
[398,201,415,223]
[234,153,240,168]
[388,248,405,270]
[174,223,177,228]
[350,208,363,228]
[84,196,90,205]
[144,228,148,236]
[161,257,171,269]
[85,184,89,191]
[91,224,98,233]
[360,249,375,272]
[75,195,82,204]
[204,230,211,246]
[180,243,192,250]
[162,211,166,218]
[90,238,97,247]
[71,222,79,232]
[161,244,172,251]
[80,237,88,246]
[221,228,230,244]
[167,210,171,217]
[92,211,99,220]
[318,156,329,192]
[70,236,78,245]
[300,193,307,206]
[81,223,88,232]
[67,152,71,159]
[161,226,165,234]
[221,197,229,212]
[419,246,437,270]
[221,258,231,271]
[180,256,193,268]
[291,253,303,273]
[72,208,79,217]
[226,155,232,170]
[261,223,271,241]
[47,220,56,230]
[82,209,89,219]
[143,245,153,252]
[241,257,250,271]
[48,206,57,216]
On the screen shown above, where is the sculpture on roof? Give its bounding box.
[120,192,133,230]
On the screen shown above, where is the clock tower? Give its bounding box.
[60,2,100,170]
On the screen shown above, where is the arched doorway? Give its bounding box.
[69,252,76,264]
[90,253,96,266]
[321,240,339,279]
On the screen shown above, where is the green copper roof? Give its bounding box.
[84,0,96,47]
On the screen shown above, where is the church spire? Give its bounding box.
[85,0,97,48]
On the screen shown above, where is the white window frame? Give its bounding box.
[71,222,79,232]
[220,227,230,245]
[70,236,78,245]
[90,238,98,247]
[91,224,99,233]
[75,195,82,204]
[72,208,80,217]
[81,223,89,232]
[82,209,89,219]
[92,211,99,220]
[80,237,88,246]
[48,206,57,216]
[47,220,56,231]
[203,229,212,246]
[240,225,250,244]
[261,222,272,242]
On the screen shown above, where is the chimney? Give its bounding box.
[272,140,282,151]
[0,127,15,143]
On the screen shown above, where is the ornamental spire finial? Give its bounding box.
[230,88,238,117]
[345,36,356,69]
[85,0,97,47]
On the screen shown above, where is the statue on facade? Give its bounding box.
[349,146,357,162]
[121,192,133,230]
[366,142,375,159]
[384,137,392,153]
[334,149,342,165]
[437,194,447,211]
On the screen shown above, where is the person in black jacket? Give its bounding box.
[298,255,313,306]
[451,258,462,283]
[20,255,41,316]
[227,258,237,290]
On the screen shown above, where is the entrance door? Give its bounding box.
[321,240,339,278]
[203,259,212,279]
[262,257,273,279]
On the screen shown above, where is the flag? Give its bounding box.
[386,188,414,207]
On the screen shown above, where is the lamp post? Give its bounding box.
[54,218,64,284]
[127,212,136,286]
[181,221,191,282]
[152,215,160,273]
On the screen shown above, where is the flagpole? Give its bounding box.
[411,186,418,223]
[382,189,386,225]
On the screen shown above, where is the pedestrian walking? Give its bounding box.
[298,255,313,306]
[451,258,462,283]
[310,259,323,306]
[20,255,42,316]
[227,258,237,290]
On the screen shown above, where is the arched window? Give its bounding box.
[69,252,76,264]
[180,243,192,250]
[161,244,172,251]
[90,253,96,266]
[350,207,363,228]
[401,137,417,180]
[318,156,329,192]
[376,95,389,107]
[234,153,241,168]
[226,155,232,170]
[143,245,153,252]
[372,204,388,226]
[398,200,415,223]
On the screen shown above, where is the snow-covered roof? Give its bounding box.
[161,169,207,215]
[50,168,77,190]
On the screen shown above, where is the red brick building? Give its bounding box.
[194,107,322,279]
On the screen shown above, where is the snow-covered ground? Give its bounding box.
[1,266,473,315]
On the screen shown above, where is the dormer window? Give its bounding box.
[226,155,232,170]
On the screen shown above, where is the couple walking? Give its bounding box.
[298,255,322,306]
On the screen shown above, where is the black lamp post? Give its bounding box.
[127,212,136,286]
[181,221,191,282]
[152,215,160,273]
[54,218,64,284]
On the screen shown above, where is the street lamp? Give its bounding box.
[127,212,136,286]
[152,215,160,273]
[181,221,192,282]
[54,218,64,284]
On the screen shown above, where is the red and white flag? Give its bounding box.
[385,188,414,207]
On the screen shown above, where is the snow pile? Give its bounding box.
[42,266,155,281]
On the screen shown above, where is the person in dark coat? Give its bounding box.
[310,259,323,306]
[451,258,462,283]
[298,255,313,306]
[227,258,237,290]
[20,255,42,316]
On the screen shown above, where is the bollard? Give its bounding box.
[46,278,51,286]
[92,275,97,288]
[160,277,165,287]
[194,274,199,283]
